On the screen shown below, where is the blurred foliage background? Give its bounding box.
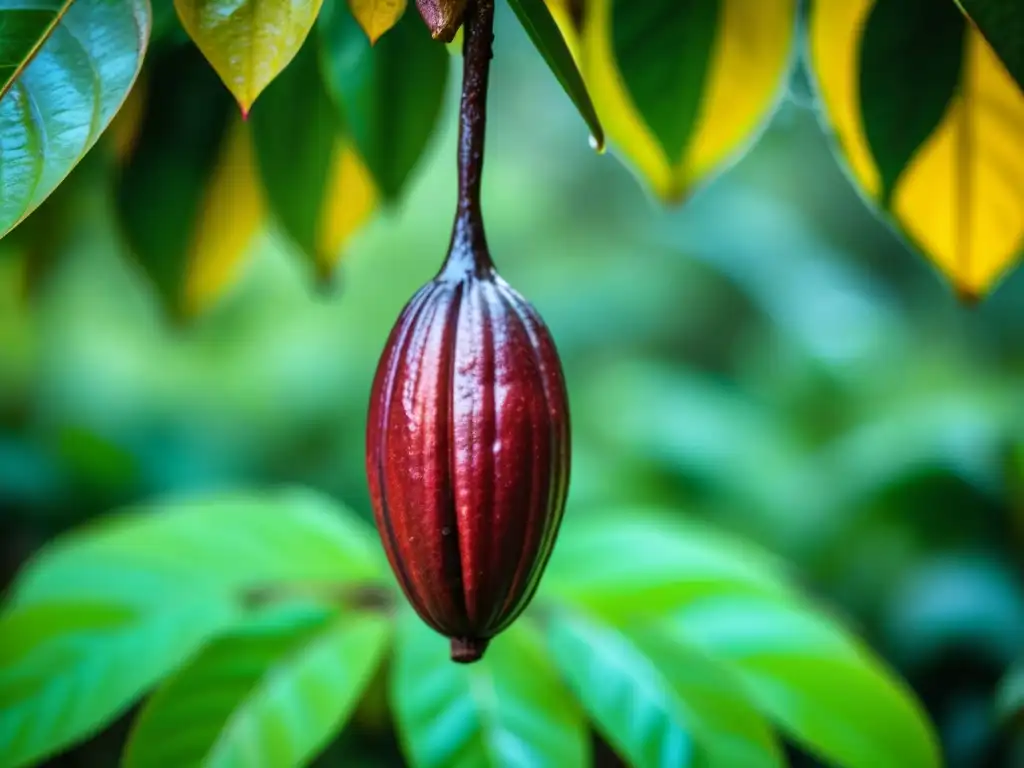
[1,6,1023,766]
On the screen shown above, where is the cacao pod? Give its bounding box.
[366,255,570,663]
[415,0,468,42]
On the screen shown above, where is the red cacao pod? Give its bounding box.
[415,0,468,42]
[366,257,570,663]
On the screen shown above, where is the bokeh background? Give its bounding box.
[1,6,1023,766]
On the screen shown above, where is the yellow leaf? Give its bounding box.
[348,0,407,44]
[315,142,378,280]
[577,0,795,202]
[184,117,265,318]
[175,0,324,114]
[810,0,1024,299]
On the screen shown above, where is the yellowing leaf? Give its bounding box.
[347,0,407,44]
[810,0,1024,299]
[316,143,378,277]
[184,117,265,318]
[174,0,323,113]
[576,0,795,202]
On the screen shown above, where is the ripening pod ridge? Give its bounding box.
[366,253,571,663]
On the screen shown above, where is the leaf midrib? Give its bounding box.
[0,0,77,101]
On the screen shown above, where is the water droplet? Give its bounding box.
[441,526,452,537]
[588,134,607,155]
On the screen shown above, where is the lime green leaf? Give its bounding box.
[7,487,385,609]
[174,0,322,113]
[572,0,796,201]
[320,0,449,201]
[671,596,941,768]
[116,45,263,321]
[541,509,792,621]
[810,0,1024,299]
[347,0,406,44]
[957,0,1024,93]
[610,0,717,164]
[252,38,377,283]
[998,660,1024,722]
[859,0,966,205]
[506,0,603,149]
[549,613,782,768]
[124,604,390,767]
[0,597,238,768]
[0,0,150,239]
[391,612,588,768]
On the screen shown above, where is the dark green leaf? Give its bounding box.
[320,0,450,202]
[859,0,966,205]
[251,39,340,272]
[997,659,1024,722]
[0,597,238,768]
[115,44,237,317]
[541,509,793,621]
[610,0,719,164]
[0,0,149,239]
[124,604,391,767]
[957,0,1024,93]
[549,613,783,768]
[506,0,603,148]
[391,611,589,768]
[671,596,941,768]
[7,487,386,609]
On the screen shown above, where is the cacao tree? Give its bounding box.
[1,0,1022,767]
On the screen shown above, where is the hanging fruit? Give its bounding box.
[366,0,571,663]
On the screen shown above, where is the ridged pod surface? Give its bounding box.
[366,258,571,662]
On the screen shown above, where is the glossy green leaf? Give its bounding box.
[0,597,237,768]
[549,614,783,768]
[391,612,588,768]
[671,596,941,768]
[252,38,377,282]
[174,0,323,113]
[320,0,449,201]
[859,0,966,205]
[124,604,390,767]
[609,0,718,164]
[541,508,793,621]
[7,487,385,610]
[506,0,603,148]
[0,0,150,239]
[957,0,1024,93]
[116,44,263,321]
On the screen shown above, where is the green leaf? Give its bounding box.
[859,0,966,205]
[7,487,386,609]
[997,659,1024,722]
[391,611,589,768]
[506,0,603,148]
[124,604,391,767]
[174,0,323,113]
[0,0,150,239]
[957,0,1024,93]
[0,597,238,768]
[320,0,450,201]
[541,509,793,621]
[549,614,784,768]
[252,37,377,282]
[116,44,263,321]
[609,0,719,164]
[671,596,941,768]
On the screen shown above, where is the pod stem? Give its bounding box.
[442,0,496,278]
